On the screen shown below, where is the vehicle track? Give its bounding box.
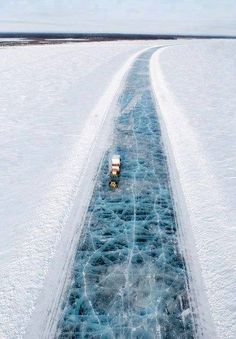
[56,48,197,338]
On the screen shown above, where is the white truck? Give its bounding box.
[109,154,121,189]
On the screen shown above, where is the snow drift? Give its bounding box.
[151,40,236,339]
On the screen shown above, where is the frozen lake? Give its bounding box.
[56,49,196,338]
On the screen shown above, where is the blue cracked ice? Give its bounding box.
[56,49,196,338]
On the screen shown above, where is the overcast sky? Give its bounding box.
[1,0,236,35]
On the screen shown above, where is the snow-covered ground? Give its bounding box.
[1,39,235,338]
[0,40,165,338]
[151,40,236,338]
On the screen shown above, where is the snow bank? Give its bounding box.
[0,41,161,338]
[151,40,236,338]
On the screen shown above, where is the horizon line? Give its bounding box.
[1,32,236,40]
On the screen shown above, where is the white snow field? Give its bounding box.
[1,39,235,339]
[0,40,171,339]
[151,40,236,338]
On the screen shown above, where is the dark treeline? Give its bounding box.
[1,32,236,40]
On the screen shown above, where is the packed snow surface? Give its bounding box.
[0,40,161,338]
[151,40,236,338]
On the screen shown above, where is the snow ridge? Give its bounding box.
[150,41,236,338]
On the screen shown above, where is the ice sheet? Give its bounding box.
[57,49,195,338]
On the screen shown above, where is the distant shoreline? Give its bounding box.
[1,32,235,47]
[1,32,236,40]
